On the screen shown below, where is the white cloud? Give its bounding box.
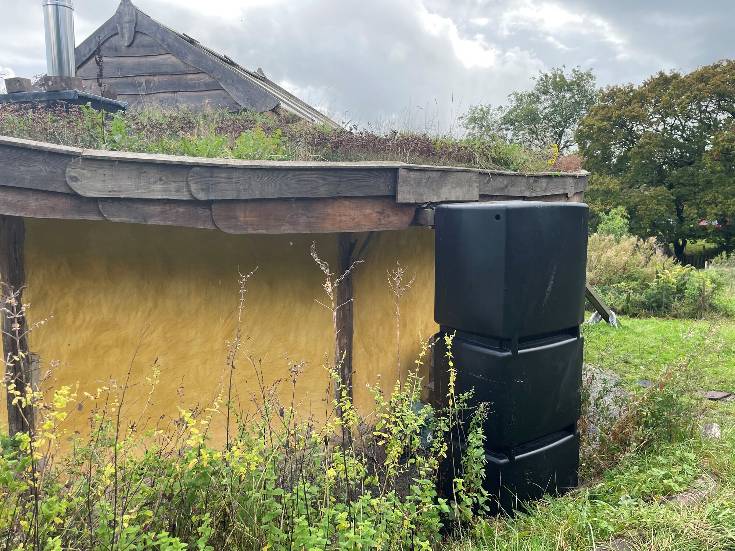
[470,17,490,27]
[418,7,498,69]
[545,35,570,51]
[150,0,285,21]
[494,0,678,69]
[500,0,626,51]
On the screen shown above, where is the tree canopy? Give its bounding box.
[463,66,597,153]
[578,60,735,259]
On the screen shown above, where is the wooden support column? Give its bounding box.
[0,215,34,436]
[335,233,358,401]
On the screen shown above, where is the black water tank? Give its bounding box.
[484,430,580,514]
[437,430,580,515]
[433,331,582,450]
[435,202,589,341]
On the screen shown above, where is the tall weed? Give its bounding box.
[587,233,724,317]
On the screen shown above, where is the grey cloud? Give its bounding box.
[0,0,733,130]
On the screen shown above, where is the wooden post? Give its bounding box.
[0,215,34,436]
[585,283,617,326]
[335,233,358,401]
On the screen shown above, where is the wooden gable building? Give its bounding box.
[75,0,336,126]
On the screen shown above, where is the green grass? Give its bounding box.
[456,439,735,550]
[0,104,552,172]
[685,240,720,256]
[583,317,735,391]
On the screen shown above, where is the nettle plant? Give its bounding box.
[0,251,488,551]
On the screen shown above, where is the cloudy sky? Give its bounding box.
[1,0,733,130]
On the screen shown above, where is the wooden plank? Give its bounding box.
[75,15,118,68]
[83,73,223,95]
[66,157,194,200]
[568,191,585,203]
[480,173,586,198]
[0,135,83,155]
[212,198,416,234]
[97,32,170,57]
[0,216,34,436]
[0,187,103,220]
[397,168,480,203]
[135,12,279,112]
[68,149,404,168]
[4,78,33,93]
[0,143,76,194]
[116,0,138,46]
[0,133,587,200]
[189,166,396,200]
[586,284,614,324]
[98,198,215,229]
[77,54,200,79]
[529,191,586,203]
[118,89,240,111]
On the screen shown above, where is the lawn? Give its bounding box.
[445,313,735,550]
[584,317,735,391]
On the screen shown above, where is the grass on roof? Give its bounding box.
[0,103,559,172]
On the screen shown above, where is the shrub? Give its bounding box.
[709,252,735,314]
[0,367,491,550]
[587,233,724,317]
[587,233,671,287]
[595,206,630,240]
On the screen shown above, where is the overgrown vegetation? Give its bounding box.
[0,369,489,550]
[0,251,494,551]
[0,104,554,172]
[1,239,733,550]
[587,208,726,318]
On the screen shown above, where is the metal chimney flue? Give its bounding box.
[42,0,76,77]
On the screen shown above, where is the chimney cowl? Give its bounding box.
[42,0,76,78]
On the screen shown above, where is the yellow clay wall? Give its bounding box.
[2,219,437,440]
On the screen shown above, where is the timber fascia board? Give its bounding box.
[0,134,588,234]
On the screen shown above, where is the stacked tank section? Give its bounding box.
[433,201,589,513]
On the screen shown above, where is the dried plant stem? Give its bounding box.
[225,267,258,450]
[387,261,416,376]
[311,240,362,404]
[111,335,145,551]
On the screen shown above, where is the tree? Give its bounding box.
[596,206,630,239]
[577,60,735,260]
[462,66,598,153]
